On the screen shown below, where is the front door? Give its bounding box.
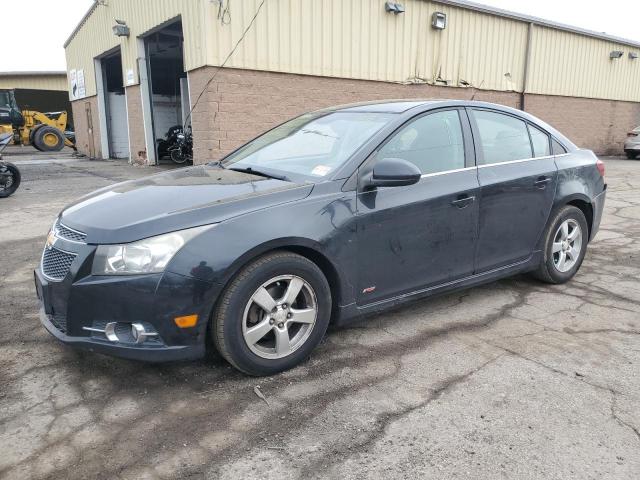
[469,108,558,272]
[356,109,479,304]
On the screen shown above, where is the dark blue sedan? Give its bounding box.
[35,100,607,375]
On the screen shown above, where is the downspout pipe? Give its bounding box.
[521,22,534,111]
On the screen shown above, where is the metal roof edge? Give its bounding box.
[62,0,640,51]
[63,1,99,49]
[433,0,640,49]
[0,71,67,76]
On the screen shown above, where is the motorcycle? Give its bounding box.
[156,125,184,160]
[0,132,20,198]
[169,126,193,165]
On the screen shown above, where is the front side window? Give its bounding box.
[471,110,533,165]
[528,124,551,157]
[222,112,393,179]
[376,110,465,175]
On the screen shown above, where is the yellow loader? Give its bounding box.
[0,89,75,152]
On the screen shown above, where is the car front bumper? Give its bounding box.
[35,259,222,363]
[624,140,640,152]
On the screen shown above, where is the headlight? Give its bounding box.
[92,225,212,275]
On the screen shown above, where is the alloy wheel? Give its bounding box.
[552,219,582,273]
[242,275,318,359]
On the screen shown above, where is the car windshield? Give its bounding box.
[221,111,393,179]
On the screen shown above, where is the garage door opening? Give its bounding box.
[145,20,190,165]
[101,51,129,159]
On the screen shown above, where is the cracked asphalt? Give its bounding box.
[1,149,639,479]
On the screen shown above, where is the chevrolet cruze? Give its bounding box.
[35,100,607,375]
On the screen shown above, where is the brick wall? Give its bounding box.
[525,94,640,156]
[71,95,101,159]
[72,67,640,162]
[188,67,521,163]
[188,67,640,162]
[125,85,148,164]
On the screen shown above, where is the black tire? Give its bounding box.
[626,151,637,160]
[532,205,589,284]
[30,125,44,151]
[212,251,332,376]
[0,163,21,198]
[33,126,65,152]
[170,148,189,164]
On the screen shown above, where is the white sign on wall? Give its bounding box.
[69,69,77,100]
[77,69,86,98]
[126,68,135,85]
[69,69,86,101]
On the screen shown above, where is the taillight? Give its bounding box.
[628,132,638,137]
[596,159,605,177]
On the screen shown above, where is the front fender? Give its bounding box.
[167,185,359,308]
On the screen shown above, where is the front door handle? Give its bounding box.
[451,195,475,208]
[534,176,552,189]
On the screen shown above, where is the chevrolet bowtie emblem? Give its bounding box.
[45,230,57,250]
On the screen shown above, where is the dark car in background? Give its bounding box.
[35,100,606,375]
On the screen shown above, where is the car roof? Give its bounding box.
[320,99,519,114]
[320,99,577,150]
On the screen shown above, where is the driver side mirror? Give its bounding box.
[363,157,422,188]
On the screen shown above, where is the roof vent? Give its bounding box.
[385,2,405,14]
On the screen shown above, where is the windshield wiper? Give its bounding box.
[228,166,289,181]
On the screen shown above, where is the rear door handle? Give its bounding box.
[534,176,552,188]
[451,195,475,208]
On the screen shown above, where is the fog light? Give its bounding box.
[174,314,198,328]
[131,322,158,344]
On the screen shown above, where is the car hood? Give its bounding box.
[60,165,313,244]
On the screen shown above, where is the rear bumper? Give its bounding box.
[590,185,607,241]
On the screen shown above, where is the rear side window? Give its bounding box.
[377,110,465,175]
[552,138,568,155]
[528,124,550,157]
[471,110,533,165]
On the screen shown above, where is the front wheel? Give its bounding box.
[532,205,589,284]
[626,151,638,160]
[170,147,189,164]
[212,252,332,376]
[0,163,21,198]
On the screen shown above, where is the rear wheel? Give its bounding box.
[212,251,331,376]
[532,205,588,284]
[0,163,21,198]
[626,151,637,160]
[33,126,65,152]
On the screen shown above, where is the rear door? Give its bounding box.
[356,108,480,304]
[469,108,557,272]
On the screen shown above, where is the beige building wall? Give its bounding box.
[201,0,639,101]
[63,0,640,161]
[0,73,68,91]
[65,0,207,97]
[527,26,640,102]
[65,0,640,103]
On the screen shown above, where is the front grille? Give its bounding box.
[42,247,76,281]
[55,222,87,243]
[49,314,67,333]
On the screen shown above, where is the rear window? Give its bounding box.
[552,138,567,155]
[528,124,550,157]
